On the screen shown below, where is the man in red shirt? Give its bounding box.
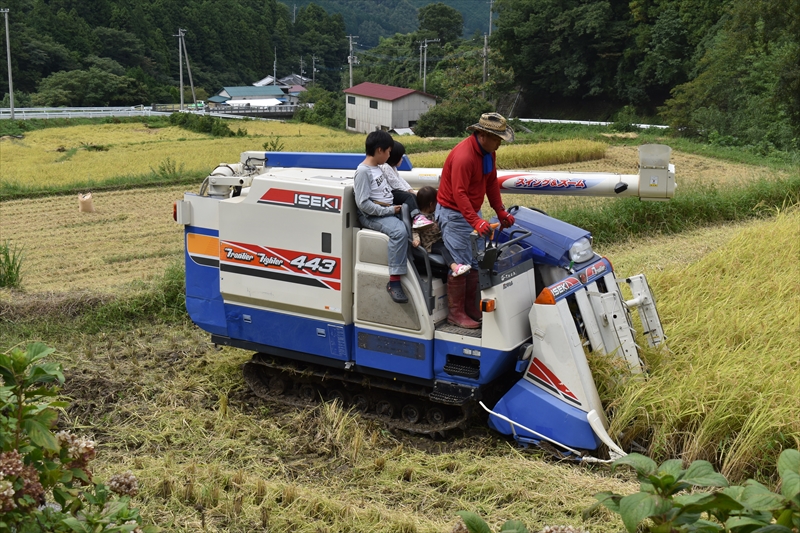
[436,112,516,328]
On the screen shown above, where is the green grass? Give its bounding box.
[0,115,173,137]
[0,168,207,201]
[0,261,186,340]
[0,240,24,288]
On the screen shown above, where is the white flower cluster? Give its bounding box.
[0,479,16,511]
[108,471,139,497]
[56,431,96,461]
[0,449,23,477]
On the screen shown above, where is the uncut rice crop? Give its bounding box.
[0,122,364,187]
[410,139,607,169]
[606,208,800,480]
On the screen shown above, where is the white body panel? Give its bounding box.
[528,300,607,419]
[217,174,356,323]
[480,268,537,350]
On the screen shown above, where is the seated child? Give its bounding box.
[380,140,433,229]
[353,130,410,304]
[412,186,471,278]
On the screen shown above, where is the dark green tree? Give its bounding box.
[418,3,463,45]
[413,98,493,137]
[661,0,800,150]
[31,67,149,106]
[493,0,629,100]
[294,85,345,129]
[294,4,348,91]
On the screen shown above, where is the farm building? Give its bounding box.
[343,82,436,133]
[209,86,287,107]
[252,75,309,105]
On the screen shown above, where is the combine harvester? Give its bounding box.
[174,145,674,460]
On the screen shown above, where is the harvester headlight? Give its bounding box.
[569,237,594,264]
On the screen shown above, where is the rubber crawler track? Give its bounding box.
[242,353,472,436]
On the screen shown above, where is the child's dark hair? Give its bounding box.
[416,186,438,212]
[365,130,394,156]
[386,141,406,167]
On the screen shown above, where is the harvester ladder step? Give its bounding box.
[443,362,480,378]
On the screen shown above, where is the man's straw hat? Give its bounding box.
[466,112,515,142]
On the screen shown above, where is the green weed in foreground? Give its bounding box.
[585,451,800,533]
[0,342,157,532]
[457,511,529,532]
[0,240,23,289]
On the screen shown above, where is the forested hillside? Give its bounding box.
[289,0,492,44]
[0,0,797,150]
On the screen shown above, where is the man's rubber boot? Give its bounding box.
[464,270,482,322]
[447,275,480,329]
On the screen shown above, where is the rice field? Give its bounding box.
[1,121,786,193]
[1,121,798,533]
[4,210,788,533]
[0,122,789,294]
[609,208,800,477]
[0,186,186,293]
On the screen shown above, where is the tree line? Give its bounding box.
[0,0,797,151]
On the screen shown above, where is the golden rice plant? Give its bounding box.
[608,208,800,480]
[409,140,607,169]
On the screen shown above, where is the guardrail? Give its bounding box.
[205,104,299,117]
[0,106,164,120]
[518,118,668,129]
[0,104,301,121]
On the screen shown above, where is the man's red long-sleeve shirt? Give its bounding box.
[437,133,504,229]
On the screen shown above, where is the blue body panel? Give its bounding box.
[354,327,433,379]
[488,379,601,450]
[263,152,413,171]
[183,202,605,452]
[433,339,517,385]
[184,226,227,336]
[226,303,353,361]
[495,208,591,268]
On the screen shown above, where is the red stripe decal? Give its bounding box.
[530,358,579,402]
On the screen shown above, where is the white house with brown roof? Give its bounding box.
[343,82,436,133]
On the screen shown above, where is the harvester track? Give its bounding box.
[243,353,471,436]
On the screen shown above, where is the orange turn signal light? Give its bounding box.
[534,288,556,305]
[480,299,496,312]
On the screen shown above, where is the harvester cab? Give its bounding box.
[174,145,673,460]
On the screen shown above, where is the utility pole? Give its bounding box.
[273,47,277,85]
[488,0,494,36]
[179,29,197,108]
[347,35,358,88]
[174,29,183,110]
[482,34,488,100]
[293,4,296,23]
[422,38,439,93]
[312,54,317,85]
[418,41,423,79]
[300,56,305,80]
[1,8,13,119]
